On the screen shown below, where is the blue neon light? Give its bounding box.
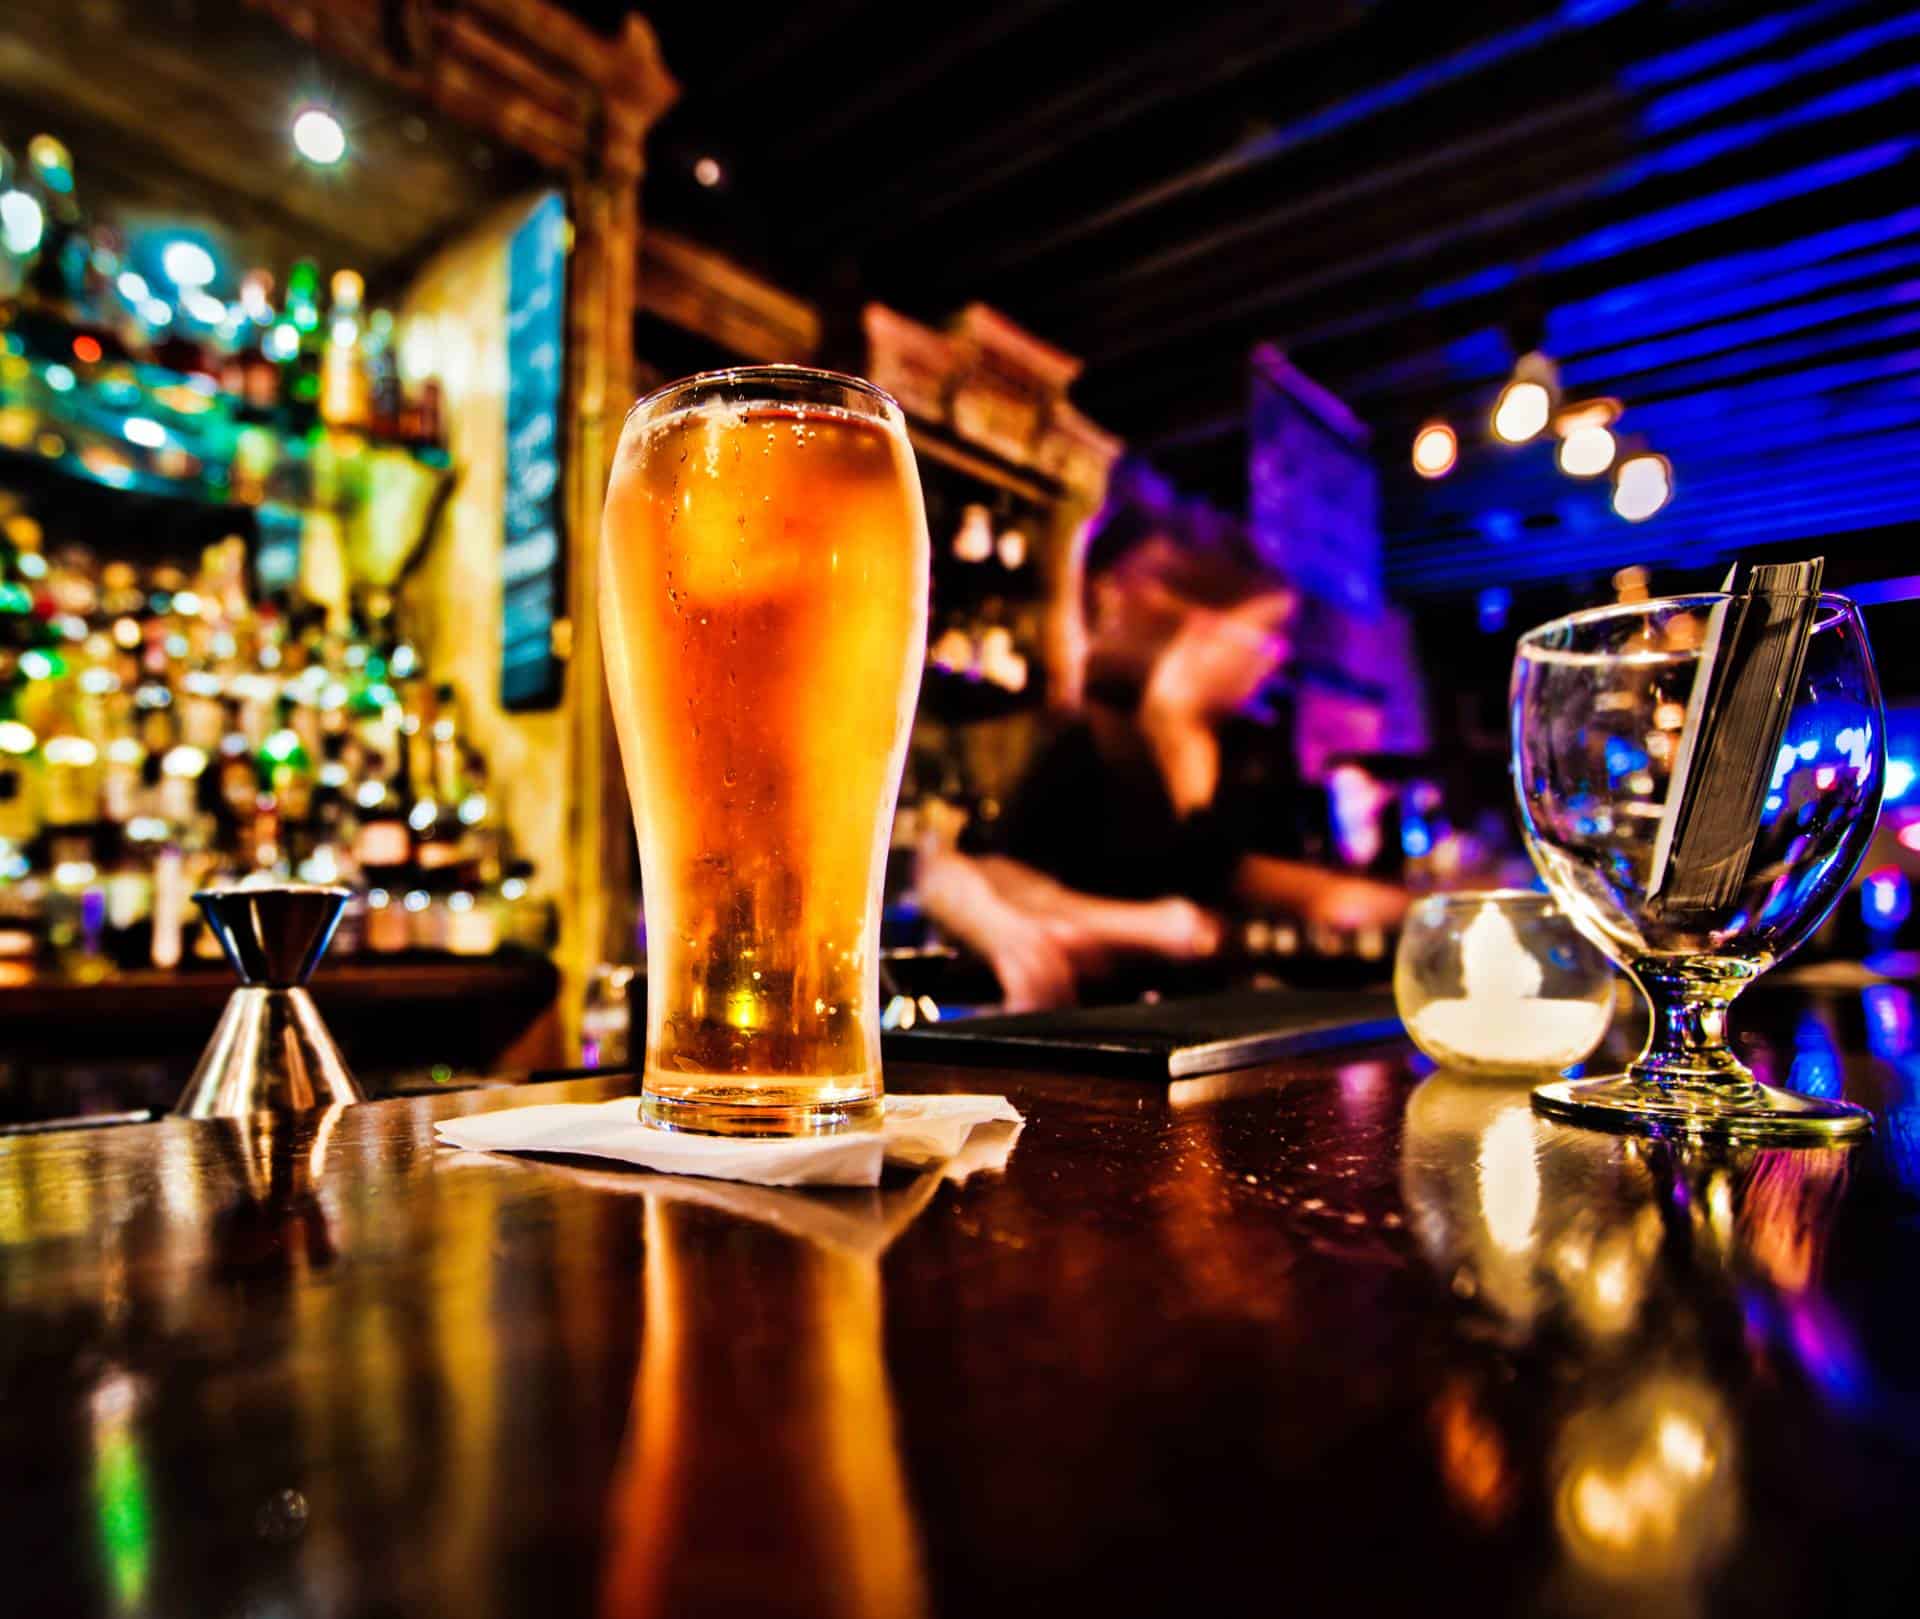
[1863,984,1915,1061]
[1637,11,1920,135]
[1786,1010,1844,1100]
[1229,0,1647,171]
[1621,0,1870,91]
[1863,867,1912,931]
[1848,577,1920,607]
[1381,2,1920,590]
[1547,142,1920,270]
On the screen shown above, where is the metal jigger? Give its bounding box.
[175,885,363,1118]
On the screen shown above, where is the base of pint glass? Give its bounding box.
[640,1073,883,1137]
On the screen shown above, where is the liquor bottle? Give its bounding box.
[457,752,505,887]
[283,259,324,424]
[444,881,497,956]
[100,715,141,826]
[411,379,445,451]
[430,683,463,801]
[259,695,312,818]
[41,723,101,829]
[223,323,281,418]
[15,136,84,338]
[150,837,187,969]
[299,768,359,890]
[352,763,414,878]
[249,793,287,879]
[101,824,153,970]
[321,269,370,430]
[365,309,402,439]
[0,757,37,849]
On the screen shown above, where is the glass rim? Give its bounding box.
[1516,589,1860,652]
[626,364,904,429]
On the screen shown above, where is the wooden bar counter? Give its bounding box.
[2,985,1917,1617]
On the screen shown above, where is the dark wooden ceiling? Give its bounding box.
[613,0,1920,599]
[0,0,537,289]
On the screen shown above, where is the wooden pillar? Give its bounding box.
[247,0,678,1048]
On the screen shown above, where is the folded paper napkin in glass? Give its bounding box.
[434,1093,1023,1187]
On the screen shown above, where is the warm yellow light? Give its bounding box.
[43,735,98,767]
[1493,380,1551,444]
[1412,420,1458,478]
[1558,423,1616,478]
[112,616,142,649]
[1476,1106,1541,1256]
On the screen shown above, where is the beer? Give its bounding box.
[601,370,929,1134]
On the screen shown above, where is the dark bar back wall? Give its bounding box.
[620,0,1920,718]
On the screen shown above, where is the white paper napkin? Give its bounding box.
[434,1092,1023,1188]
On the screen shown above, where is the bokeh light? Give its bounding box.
[161,241,216,287]
[292,107,347,167]
[0,189,43,256]
[1492,380,1551,444]
[1412,420,1458,477]
[1613,453,1673,522]
[1558,423,1617,478]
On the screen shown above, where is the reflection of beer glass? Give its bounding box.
[602,368,929,1135]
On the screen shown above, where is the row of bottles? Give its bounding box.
[0,129,446,461]
[924,487,1046,703]
[0,516,549,976]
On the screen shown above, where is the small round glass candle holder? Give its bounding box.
[1394,890,1614,1074]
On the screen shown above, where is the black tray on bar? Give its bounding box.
[883,988,1403,1082]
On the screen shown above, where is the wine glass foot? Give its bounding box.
[1531,1074,1871,1143]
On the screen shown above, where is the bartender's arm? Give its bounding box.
[917,846,1220,1012]
[1229,853,1408,930]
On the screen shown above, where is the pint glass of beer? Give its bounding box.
[601,368,929,1134]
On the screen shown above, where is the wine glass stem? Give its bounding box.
[1629,962,1755,1094]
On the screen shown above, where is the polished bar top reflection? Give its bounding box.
[2,986,1918,1617]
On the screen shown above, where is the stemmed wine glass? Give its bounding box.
[1511,592,1884,1141]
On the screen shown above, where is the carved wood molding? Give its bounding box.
[638,227,822,364]
[246,0,678,182]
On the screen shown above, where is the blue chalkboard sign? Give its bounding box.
[501,190,568,709]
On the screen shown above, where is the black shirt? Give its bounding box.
[990,713,1310,906]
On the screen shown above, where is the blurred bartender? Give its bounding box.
[920,505,1407,1009]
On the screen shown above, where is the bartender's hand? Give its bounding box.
[970,858,1221,965]
[983,915,1082,1013]
[917,846,1082,1011]
[1139,592,1294,816]
[920,851,1224,1011]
